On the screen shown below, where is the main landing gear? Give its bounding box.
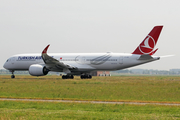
[62,75,74,79]
[62,74,92,79]
[80,74,92,79]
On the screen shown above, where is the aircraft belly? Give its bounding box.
[89,62,119,71]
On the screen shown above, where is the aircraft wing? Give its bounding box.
[41,45,77,72]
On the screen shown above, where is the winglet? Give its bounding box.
[42,44,50,54]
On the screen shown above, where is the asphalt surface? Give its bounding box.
[0,98,180,106]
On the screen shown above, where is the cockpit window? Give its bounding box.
[6,59,9,62]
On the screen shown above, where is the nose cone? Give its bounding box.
[3,62,8,69]
[3,60,11,70]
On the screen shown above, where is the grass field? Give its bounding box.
[0,75,180,102]
[1,75,180,119]
[0,100,180,120]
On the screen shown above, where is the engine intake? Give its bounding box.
[29,64,49,76]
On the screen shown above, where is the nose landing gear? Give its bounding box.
[11,74,15,79]
[10,70,15,79]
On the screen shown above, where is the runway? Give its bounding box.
[0,98,180,106]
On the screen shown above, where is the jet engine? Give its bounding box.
[29,64,49,76]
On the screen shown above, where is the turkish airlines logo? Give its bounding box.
[139,35,155,54]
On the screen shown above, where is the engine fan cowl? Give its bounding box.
[29,64,49,76]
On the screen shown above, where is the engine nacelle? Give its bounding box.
[29,64,49,76]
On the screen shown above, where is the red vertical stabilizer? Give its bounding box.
[132,26,163,55]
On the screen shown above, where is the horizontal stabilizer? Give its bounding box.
[138,54,153,60]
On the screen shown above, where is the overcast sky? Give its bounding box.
[0,0,179,70]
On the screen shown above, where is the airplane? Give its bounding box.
[3,26,163,79]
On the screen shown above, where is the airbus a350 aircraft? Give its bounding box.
[4,26,163,79]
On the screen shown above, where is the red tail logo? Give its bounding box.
[139,35,155,54]
[132,26,163,55]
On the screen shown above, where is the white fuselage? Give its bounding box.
[3,52,160,74]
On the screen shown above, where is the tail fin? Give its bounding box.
[132,26,163,55]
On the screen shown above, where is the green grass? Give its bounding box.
[0,100,180,120]
[1,75,180,102]
[1,75,180,119]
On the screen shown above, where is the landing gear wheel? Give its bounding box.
[11,74,15,79]
[62,75,66,79]
[70,75,74,79]
[80,75,92,79]
[62,75,74,79]
[81,75,84,79]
